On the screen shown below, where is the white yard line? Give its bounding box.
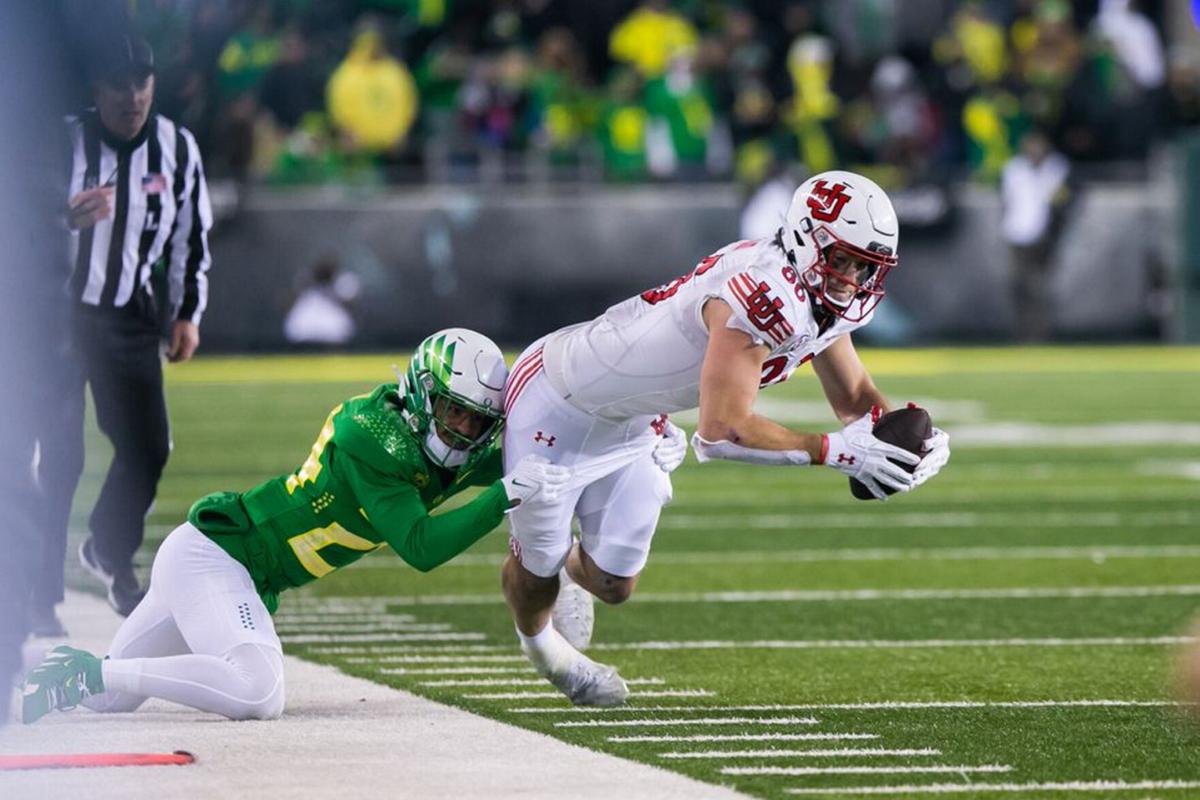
[274,623,455,633]
[657,510,1198,531]
[723,765,1011,776]
[278,632,487,643]
[337,543,1200,570]
[555,717,818,728]
[418,677,665,688]
[610,733,879,743]
[380,666,534,675]
[510,704,830,714]
[661,748,940,759]
[306,584,1200,606]
[590,636,1196,651]
[783,780,1200,796]
[348,654,528,664]
[464,689,716,700]
[724,700,1189,710]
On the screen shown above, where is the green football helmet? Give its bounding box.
[401,328,507,469]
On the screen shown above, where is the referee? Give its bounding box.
[34,32,212,627]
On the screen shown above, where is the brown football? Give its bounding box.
[850,406,932,500]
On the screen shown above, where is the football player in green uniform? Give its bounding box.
[22,328,569,723]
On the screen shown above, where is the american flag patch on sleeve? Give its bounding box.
[141,173,167,194]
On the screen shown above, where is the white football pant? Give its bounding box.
[83,522,285,720]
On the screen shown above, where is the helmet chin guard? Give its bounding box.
[782,171,899,323]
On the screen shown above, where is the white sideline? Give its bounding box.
[0,591,750,800]
[418,677,665,688]
[783,780,1200,795]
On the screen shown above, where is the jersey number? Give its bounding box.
[285,404,343,495]
[287,522,382,579]
[759,353,813,387]
[641,253,723,305]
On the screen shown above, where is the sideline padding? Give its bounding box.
[0,751,195,771]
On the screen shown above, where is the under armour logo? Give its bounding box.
[806,180,851,223]
[837,454,857,465]
[534,431,556,447]
[650,414,668,436]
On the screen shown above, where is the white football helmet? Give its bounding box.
[401,328,508,469]
[781,170,899,322]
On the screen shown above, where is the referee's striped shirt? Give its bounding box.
[66,109,212,324]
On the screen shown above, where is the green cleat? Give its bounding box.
[22,645,105,724]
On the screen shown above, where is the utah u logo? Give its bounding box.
[837,453,857,465]
[534,431,556,447]
[746,282,787,334]
[806,180,851,223]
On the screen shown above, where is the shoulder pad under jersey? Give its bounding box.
[333,385,423,478]
[718,259,810,354]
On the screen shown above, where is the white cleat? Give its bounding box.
[552,569,595,652]
[545,652,629,707]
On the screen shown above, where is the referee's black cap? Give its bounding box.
[86,31,154,84]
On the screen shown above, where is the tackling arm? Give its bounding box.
[343,457,509,573]
[811,334,890,424]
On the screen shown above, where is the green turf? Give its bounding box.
[67,347,1200,799]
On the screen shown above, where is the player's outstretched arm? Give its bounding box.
[811,335,890,423]
[694,299,823,463]
[345,457,510,573]
[692,300,917,496]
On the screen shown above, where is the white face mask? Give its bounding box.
[424,428,468,468]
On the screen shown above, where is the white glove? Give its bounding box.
[501,455,572,508]
[651,421,688,473]
[821,411,920,500]
[912,427,950,488]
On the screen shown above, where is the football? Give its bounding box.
[850,405,932,500]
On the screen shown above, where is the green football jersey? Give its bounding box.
[187,384,507,612]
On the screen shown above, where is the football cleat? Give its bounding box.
[79,537,145,617]
[22,645,105,724]
[551,568,595,652]
[542,651,629,707]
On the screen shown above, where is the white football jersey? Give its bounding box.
[540,238,873,419]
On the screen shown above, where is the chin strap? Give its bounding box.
[690,432,813,466]
[424,428,468,468]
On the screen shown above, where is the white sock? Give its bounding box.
[517,622,575,674]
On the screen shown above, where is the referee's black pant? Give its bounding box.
[36,294,170,607]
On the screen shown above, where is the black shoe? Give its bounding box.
[79,537,145,617]
[29,605,68,638]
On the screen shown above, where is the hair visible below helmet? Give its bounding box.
[401,328,508,469]
[780,170,899,323]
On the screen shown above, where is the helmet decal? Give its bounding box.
[805,180,852,223]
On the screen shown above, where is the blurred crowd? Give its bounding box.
[127,0,1200,188]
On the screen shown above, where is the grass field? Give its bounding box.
[71,346,1200,799]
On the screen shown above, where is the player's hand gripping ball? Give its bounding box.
[850,404,932,501]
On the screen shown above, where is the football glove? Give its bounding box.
[821,411,920,500]
[912,427,950,488]
[501,455,572,508]
[651,420,688,473]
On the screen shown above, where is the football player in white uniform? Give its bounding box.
[501,171,951,705]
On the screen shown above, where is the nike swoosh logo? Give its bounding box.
[512,480,531,488]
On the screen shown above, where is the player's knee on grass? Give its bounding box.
[224,643,285,721]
